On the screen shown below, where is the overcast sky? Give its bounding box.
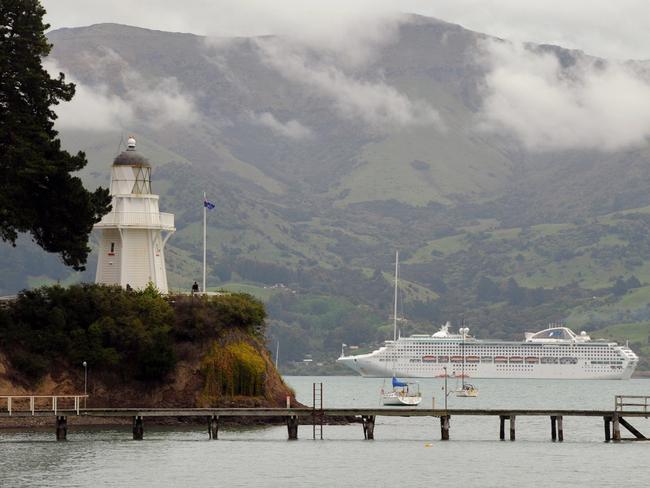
[42,0,650,61]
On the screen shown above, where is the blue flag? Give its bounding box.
[204,200,215,210]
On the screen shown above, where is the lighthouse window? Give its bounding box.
[110,242,115,253]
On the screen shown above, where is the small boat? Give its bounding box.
[382,377,422,406]
[454,325,479,398]
[380,251,422,407]
[456,383,479,397]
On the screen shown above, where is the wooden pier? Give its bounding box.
[1,394,648,443]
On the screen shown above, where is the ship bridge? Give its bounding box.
[525,327,590,343]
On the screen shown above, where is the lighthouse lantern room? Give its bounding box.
[94,137,175,293]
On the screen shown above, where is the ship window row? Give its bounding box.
[389,356,580,364]
[392,349,617,357]
[398,346,614,350]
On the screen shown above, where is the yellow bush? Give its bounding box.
[200,340,266,404]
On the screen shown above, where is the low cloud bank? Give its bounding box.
[249,112,313,140]
[256,39,443,133]
[45,49,197,131]
[479,40,650,151]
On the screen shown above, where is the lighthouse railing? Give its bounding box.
[95,211,175,230]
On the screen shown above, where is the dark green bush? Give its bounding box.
[0,283,176,384]
[172,293,266,341]
[0,285,268,385]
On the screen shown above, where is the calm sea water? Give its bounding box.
[1,376,649,487]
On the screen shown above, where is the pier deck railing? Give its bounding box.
[0,395,88,416]
[615,395,649,415]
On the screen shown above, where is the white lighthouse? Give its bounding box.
[94,137,175,293]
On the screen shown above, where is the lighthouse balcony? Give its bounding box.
[95,211,175,231]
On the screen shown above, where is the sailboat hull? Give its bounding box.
[455,389,478,397]
[382,391,422,406]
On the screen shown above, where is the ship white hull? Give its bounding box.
[339,325,639,380]
[339,355,635,380]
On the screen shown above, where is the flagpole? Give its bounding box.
[203,191,207,293]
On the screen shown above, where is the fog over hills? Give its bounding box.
[3,15,650,367]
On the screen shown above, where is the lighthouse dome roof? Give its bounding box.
[113,150,151,168]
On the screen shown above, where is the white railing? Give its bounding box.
[615,395,649,414]
[96,211,175,230]
[0,395,89,416]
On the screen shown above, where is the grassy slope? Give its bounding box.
[334,83,513,206]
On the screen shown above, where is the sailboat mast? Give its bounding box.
[462,321,465,387]
[393,251,399,342]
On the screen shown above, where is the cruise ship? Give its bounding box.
[338,323,639,379]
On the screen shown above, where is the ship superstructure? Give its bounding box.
[338,324,638,379]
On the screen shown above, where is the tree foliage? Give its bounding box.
[0,0,110,269]
[172,293,267,341]
[0,285,271,385]
[0,283,176,382]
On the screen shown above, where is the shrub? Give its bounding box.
[172,293,266,341]
[200,340,266,404]
[0,284,176,384]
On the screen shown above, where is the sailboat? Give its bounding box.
[455,325,479,397]
[381,376,422,406]
[381,251,422,406]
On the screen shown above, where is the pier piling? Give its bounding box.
[208,415,219,440]
[618,417,647,440]
[440,415,450,440]
[362,415,375,440]
[286,415,298,440]
[551,416,557,441]
[604,416,612,442]
[612,414,621,442]
[551,415,564,442]
[55,416,67,441]
[132,416,144,440]
[499,415,515,441]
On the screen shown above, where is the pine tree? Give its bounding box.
[0,0,111,270]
